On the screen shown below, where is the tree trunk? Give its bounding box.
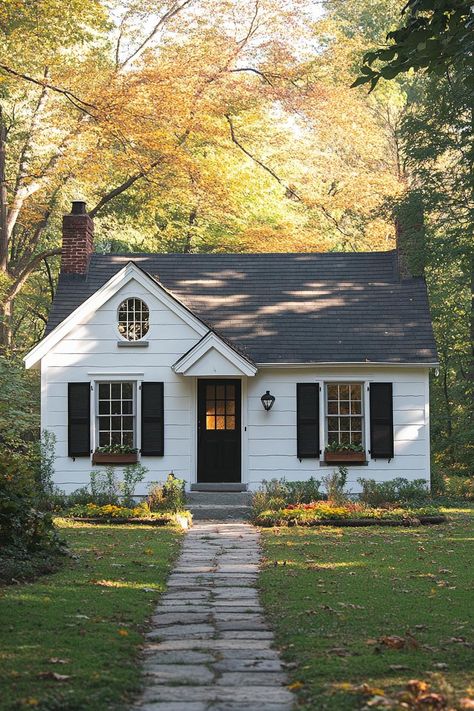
[0,107,7,273]
[183,207,197,253]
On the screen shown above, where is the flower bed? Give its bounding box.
[65,503,192,528]
[254,501,446,527]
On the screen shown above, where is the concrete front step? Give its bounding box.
[191,483,248,492]
[187,492,252,507]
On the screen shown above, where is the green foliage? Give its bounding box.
[0,450,66,582]
[146,473,186,513]
[89,466,121,505]
[251,477,322,516]
[355,0,473,91]
[255,500,442,526]
[443,476,474,502]
[121,463,147,507]
[357,477,430,506]
[95,444,138,454]
[321,466,349,503]
[325,442,365,453]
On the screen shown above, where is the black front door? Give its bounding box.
[197,379,241,482]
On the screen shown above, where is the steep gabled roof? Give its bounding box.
[43,250,437,365]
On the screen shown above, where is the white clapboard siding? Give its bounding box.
[41,272,432,491]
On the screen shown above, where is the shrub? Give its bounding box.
[252,477,322,515]
[121,463,147,507]
[322,466,348,503]
[90,466,121,505]
[146,473,186,512]
[358,477,429,506]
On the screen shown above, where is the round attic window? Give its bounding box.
[118,298,150,341]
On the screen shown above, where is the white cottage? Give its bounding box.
[24,202,437,494]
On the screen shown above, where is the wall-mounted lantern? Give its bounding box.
[261,390,275,411]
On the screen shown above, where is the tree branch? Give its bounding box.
[89,158,162,217]
[119,0,195,71]
[0,63,97,116]
[225,114,354,240]
[4,249,61,303]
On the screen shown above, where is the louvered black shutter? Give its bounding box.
[141,382,164,456]
[68,383,90,457]
[369,383,394,459]
[297,383,320,458]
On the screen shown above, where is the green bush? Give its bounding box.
[146,473,186,513]
[322,466,348,503]
[252,477,322,515]
[357,477,430,506]
[121,463,147,507]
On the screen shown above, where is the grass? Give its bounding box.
[0,518,182,711]
[259,505,474,710]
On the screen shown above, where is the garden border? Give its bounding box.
[256,515,447,528]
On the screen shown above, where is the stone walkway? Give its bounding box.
[133,521,295,711]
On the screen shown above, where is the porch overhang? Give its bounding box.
[172,331,257,377]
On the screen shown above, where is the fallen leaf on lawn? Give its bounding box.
[328,647,351,657]
[389,665,408,672]
[74,614,89,619]
[288,681,304,690]
[118,628,129,636]
[48,658,69,664]
[460,699,474,709]
[38,672,71,682]
[432,663,448,670]
[406,680,429,694]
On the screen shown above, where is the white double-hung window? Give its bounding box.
[326,382,364,447]
[97,382,136,447]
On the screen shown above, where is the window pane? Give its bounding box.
[122,400,133,414]
[216,416,225,430]
[122,417,133,431]
[327,417,339,431]
[226,400,235,415]
[216,385,225,399]
[123,431,134,447]
[206,385,215,399]
[339,401,350,415]
[99,401,110,415]
[206,403,216,416]
[99,432,109,447]
[216,400,225,415]
[339,417,350,430]
[111,400,121,414]
[340,431,350,444]
[327,384,338,399]
[340,384,349,399]
[122,383,133,399]
[99,383,110,399]
[351,417,362,432]
[327,400,338,414]
[226,416,235,430]
[327,433,339,446]
[351,432,362,445]
[351,400,361,414]
[111,383,121,399]
[350,383,361,399]
[111,416,122,430]
[226,384,235,399]
[206,416,215,430]
[111,431,121,445]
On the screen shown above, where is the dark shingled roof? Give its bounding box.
[46,251,437,364]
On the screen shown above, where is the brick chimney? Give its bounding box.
[61,201,94,275]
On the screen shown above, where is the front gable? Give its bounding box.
[24,262,209,369]
[172,332,257,377]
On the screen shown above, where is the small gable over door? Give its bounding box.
[173,332,257,377]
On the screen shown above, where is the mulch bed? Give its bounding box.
[67,516,178,526]
[257,515,448,528]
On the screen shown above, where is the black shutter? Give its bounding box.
[141,382,164,456]
[297,383,320,458]
[68,383,90,457]
[369,383,394,459]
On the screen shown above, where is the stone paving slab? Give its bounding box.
[132,521,295,711]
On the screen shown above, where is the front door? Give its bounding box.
[197,379,241,482]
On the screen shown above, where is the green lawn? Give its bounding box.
[0,519,182,711]
[259,507,474,710]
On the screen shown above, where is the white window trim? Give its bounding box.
[90,376,143,459]
[117,297,150,343]
[318,379,370,460]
